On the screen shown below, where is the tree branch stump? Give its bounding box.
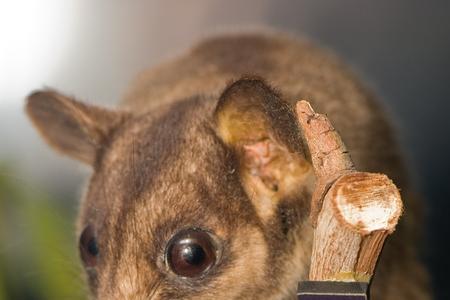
[295,101,403,298]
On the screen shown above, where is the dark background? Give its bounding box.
[1,1,448,299]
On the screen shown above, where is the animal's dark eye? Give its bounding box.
[79,225,99,268]
[165,228,218,278]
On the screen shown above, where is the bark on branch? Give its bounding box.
[296,101,403,282]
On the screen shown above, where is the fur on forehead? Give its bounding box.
[80,77,314,230]
[79,94,255,226]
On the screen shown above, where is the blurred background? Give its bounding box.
[1,0,449,299]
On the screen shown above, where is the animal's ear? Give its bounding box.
[26,89,128,166]
[214,77,314,220]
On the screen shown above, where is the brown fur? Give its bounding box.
[26,32,430,299]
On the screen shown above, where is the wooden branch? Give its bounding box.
[296,101,355,226]
[295,101,403,283]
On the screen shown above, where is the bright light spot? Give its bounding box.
[0,0,78,107]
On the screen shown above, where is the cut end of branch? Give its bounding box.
[330,172,403,235]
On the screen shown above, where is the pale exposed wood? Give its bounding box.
[331,172,403,235]
[295,100,403,283]
[309,186,362,281]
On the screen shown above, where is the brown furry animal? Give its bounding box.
[26,32,430,299]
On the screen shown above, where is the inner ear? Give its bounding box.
[214,77,305,153]
[26,89,129,166]
[214,77,313,220]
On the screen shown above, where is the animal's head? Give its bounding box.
[26,78,315,299]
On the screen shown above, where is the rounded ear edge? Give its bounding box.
[213,76,306,155]
[214,76,280,116]
[25,89,129,166]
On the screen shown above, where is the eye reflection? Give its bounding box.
[166,228,218,278]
